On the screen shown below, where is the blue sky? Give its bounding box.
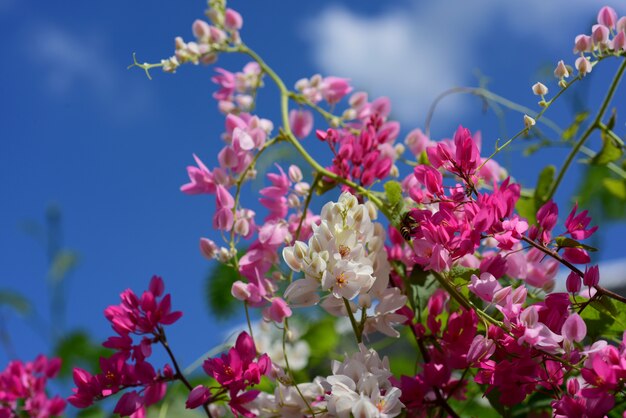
[1,0,625,395]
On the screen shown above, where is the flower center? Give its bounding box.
[338,245,350,258]
[336,273,347,288]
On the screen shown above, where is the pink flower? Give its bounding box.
[565,203,598,240]
[468,273,502,302]
[202,332,271,393]
[186,385,211,409]
[181,154,217,195]
[265,297,292,323]
[320,76,352,104]
[289,109,314,139]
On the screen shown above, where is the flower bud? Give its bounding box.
[467,335,496,364]
[342,108,357,120]
[612,31,626,52]
[192,19,212,41]
[287,193,300,208]
[288,165,303,183]
[294,181,310,196]
[233,218,250,237]
[218,100,236,114]
[592,24,610,48]
[231,281,251,301]
[554,60,570,79]
[566,271,581,293]
[575,56,592,76]
[217,247,231,263]
[573,34,592,53]
[289,109,314,139]
[224,8,243,31]
[567,378,580,396]
[619,16,626,34]
[532,82,548,96]
[597,6,618,29]
[523,114,536,129]
[199,238,217,260]
[583,265,599,287]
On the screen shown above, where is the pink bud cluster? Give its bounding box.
[161,5,244,72]
[213,62,263,114]
[0,355,65,418]
[186,332,271,417]
[68,276,182,417]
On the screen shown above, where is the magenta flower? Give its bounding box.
[565,203,598,240]
[202,332,271,393]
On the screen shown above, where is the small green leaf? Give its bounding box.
[0,290,31,315]
[562,111,589,141]
[591,129,623,165]
[579,297,626,340]
[534,165,556,207]
[48,250,80,283]
[516,194,536,224]
[554,237,597,252]
[449,266,479,284]
[603,178,626,200]
[384,181,403,208]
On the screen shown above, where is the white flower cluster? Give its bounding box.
[323,344,403,418]
[283,193,393,314]
[250,345,402,418]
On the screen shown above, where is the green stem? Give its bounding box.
[546,59,626,202]
[343,297,362,343]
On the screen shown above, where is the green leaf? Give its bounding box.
[554,237,597,252]
[591,129,623,165]
[48,249,80,283]
[77,406,107,418]
[205,260,241,319]
[603,178,626,200]
[54,331,112,378]
[579,297,626,340]
[0,290,31,315]
[534,165,556,208]
[562,111,589,141]
[384,181,403,208]
[449,266,479,284]
[516,193,536,224]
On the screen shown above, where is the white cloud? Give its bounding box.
[27,25,153,121]
[305,0,610,126]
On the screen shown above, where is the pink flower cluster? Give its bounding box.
[0,355,65,418]
[395,290,478,413]
[186,332,271,417]
[68,276,182,417]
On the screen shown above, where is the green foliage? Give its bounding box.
[534,164,556,209]
[578,165,626,221]
[205,260,241,319]
[554,237,597,252]
[76,407,107,418]
[579,297,626,340]
[561,111,589,141]
[54,331,112,378]
[0,290,31,315]
[302,316,339,358]
[515,193,536,225]
[603,178,626,199]
[48,249,80,283]
[449,266,479,285]
[384,180,404,222]
[592,129,623,165]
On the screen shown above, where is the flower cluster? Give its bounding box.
[68,276,182,417]
[187,332,271,417]
[56,2,626,417]
[0,355,65,418]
